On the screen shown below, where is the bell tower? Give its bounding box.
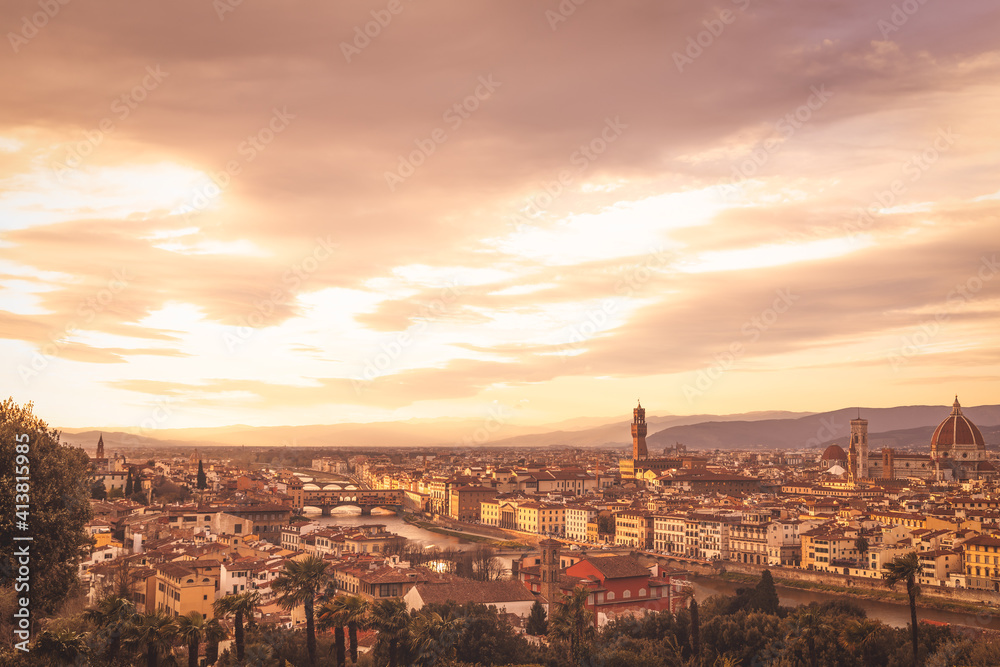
[539,538,561,610]
[849,414,868,479]
[632,400,648,460]
[96,433,105,460]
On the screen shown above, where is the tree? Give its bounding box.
[548,587,594,662]
[671,584,702,663]
[125,611,179,667]
[204,618,228,665]
[526,599,548,635]
[273,554,330,666]
[755,570,780,614]
[197,460,207,491]
[794,606,827,667]
[32,628,90,665]
[214,590,260,663]
[125,468,134,497]
[91,480,108,500]
[332,594,370,663]
[884,551,922,667]
[177,610,208,667]
[840,617,888,665]
[470,545,507,581]
[368,598,409,667]
[316,598,347,667]
[410,610,465,667]
[83,595,137,664]
[0,399,94,615]
[856,536,870,568]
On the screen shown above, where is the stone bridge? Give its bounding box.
[296,488,404,516]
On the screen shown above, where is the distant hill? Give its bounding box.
[479,411,815,449]
[59,410,813,451]
[58,404,1000,453]
[646,404,1000,452]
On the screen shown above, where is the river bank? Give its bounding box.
[710,571,997,623]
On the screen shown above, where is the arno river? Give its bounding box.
[304,507,1000,632]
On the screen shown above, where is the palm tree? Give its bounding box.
[272,554,330,667]
[548,587,594,662]
[213,590,260,663]
[333,595,370,663]
[368,598,409,667]
[203,617,227,666]
[32,629,90,665]
[840,617,887,665]
[316,598,347,667]
[794,606,827,667]
[83,596,137,663]
[884,551,922,667]
[410,610,465,667]
[126,611,179,667]
[176,611,208,667]
[677,584,700,663]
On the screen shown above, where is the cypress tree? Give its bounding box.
[124,468,133,496]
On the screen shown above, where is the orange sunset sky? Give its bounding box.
[1,1,999,429]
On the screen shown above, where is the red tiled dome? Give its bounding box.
[931,397,985,451]
[821,444,847,461]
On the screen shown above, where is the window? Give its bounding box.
[607,592,615,601]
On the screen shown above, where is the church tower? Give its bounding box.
[849,415,868,479]
[632,400,648,460]
[539,538,561,610]
[96,433,105,460]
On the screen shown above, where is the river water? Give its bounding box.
[301,507,470,549]
[691,576,1000,631]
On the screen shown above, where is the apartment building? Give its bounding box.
[155,563,216,619]
[565,505,597,542]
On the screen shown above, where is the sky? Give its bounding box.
[1,0,999,431]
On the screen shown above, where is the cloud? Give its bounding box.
[2,0,999,426]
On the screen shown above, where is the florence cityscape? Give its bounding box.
[2,1,1000,666]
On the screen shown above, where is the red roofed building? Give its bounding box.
[519,549,689,627]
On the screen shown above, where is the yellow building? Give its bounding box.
[868,510,927,530]
[155,563,217,619]
[963,534,1000,591]
[800,526,861,572]
[614,510,652,549]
